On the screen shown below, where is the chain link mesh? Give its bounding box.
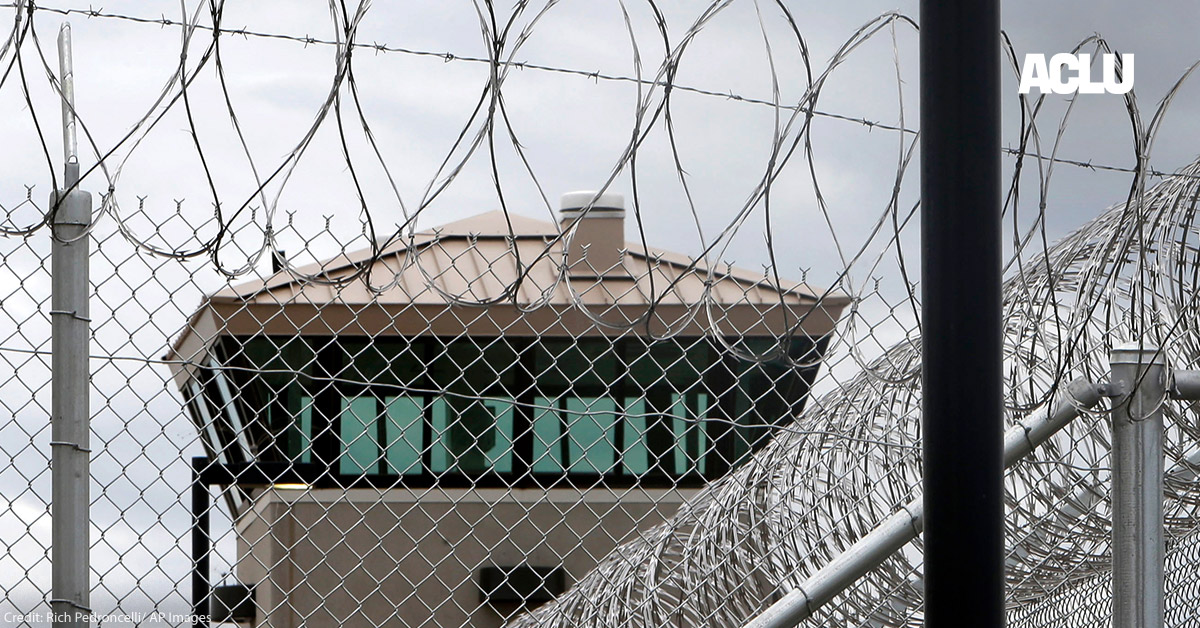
[2,2,1200,627]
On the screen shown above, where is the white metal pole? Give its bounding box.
[744,378,1104,628]
[58,23,77,187]
[1109,343,1166,628]
[51,22,91,628]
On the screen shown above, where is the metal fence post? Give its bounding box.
[920,1,1003,626]
[51,23,91,628]
[1109,343,1167,628]
[192,457,211,628]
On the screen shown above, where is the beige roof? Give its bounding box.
[214,210,843,305]
[167,210,850,383]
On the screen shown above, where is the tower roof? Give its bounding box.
[166,209,850,385]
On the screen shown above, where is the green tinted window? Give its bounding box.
[340,397,380,475]
[430,397,514,474]
[532,397,562,473]
[385,396,424,475]
[621,399,650,475]
[618,393,707,476]
[222,336,316,461]
[673,393,709,475]
[480,400,515,473]
[210,334,818,482]
[565,397,618,473]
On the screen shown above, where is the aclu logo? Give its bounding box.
[1019,53,1134,95]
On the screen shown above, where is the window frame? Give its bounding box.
[197,333,824,489]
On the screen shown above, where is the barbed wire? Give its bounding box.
[4,2,1200,628]
[6,2,917,132]
[0,0,932,356]
[8,3,1190,180]
[0,0,1183,346]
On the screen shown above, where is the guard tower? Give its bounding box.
[166,192,850,628]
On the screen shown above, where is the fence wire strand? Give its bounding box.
[3,1,1200,628]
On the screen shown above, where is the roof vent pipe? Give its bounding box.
[559,191,625,276]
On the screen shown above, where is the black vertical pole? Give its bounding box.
[191,456,211,628]
[920,2,1003,627]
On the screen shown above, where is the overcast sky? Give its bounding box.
[3,0,1200,620]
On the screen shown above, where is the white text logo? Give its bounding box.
[1019,53,1134,95]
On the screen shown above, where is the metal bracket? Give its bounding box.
[48,598,92,612]
[49,309,92,323]
[49,440,92,453]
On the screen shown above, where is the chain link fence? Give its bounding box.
[3,2,1200,627]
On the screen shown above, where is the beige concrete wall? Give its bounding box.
[234,487,695,628]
